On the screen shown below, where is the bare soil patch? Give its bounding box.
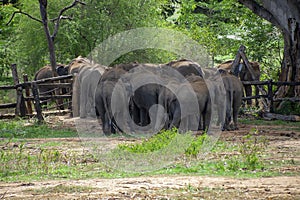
[1,115,299,199]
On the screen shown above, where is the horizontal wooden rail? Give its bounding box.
[0,85,16,90]
[24,94,72,101]
[0,102,17,109]
[37,83,72,88]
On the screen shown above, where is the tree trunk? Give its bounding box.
[238,0,300,104]
[39,0,57,77]
[276,19,300,98]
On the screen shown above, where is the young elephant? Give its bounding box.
[34,64,68,109]
[220,70,243,130]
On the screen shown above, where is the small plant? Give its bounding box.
[185,133,208,157]
[216,133,267,172]
[118,128,179,153]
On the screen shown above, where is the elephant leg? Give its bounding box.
[232,101,241,130]
[223,95,232,131]
[140,108,150,126]
[170,107,181,129]
[203,109,211,132]
[102,112,111,135]
[131,101,140,126]
[244,85,252,106]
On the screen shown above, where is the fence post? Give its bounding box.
[23,74,33,115]
[32,81,44,123]
[268,79,274,113]
[11,64,26,117]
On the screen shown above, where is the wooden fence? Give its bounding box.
[0,64,73,123]
[241,80,300,112]
[0,64,299,122]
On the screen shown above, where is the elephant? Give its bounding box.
[217,60,261,106]
[34,64,69,109]
[219,69,244,130]
[157,76,203,132]
[95,67,130,135]
[186,74,211,131]
[69,56,107,118]
[95,80,120,134]
[166,59,204,77]
[95,64,172,135]
[68,56,93,75]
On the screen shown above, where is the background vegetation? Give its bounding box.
[0,0,283,81]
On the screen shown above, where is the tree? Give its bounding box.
[238,0,300,100]
[168,0,283,77]
[7,0,85,76]
[2,0,172,76]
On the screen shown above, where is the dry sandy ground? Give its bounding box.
[0,115,299,199]
[0,175,299,199]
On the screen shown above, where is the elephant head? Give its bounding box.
[56,64,69,76]
[68,56,93,75]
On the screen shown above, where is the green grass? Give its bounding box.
[0,119,299,182]
[0,119,78,138]
[239,118,300,125]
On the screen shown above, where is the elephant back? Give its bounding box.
[166,59,203,77]
[34,65,53,81]
[68,56,93,75]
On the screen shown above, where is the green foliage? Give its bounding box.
[1,0,171,78]
[118,128,210,157]
[184,133,207,156]
[174,0,283,80]
[118,128,179,153]
[0,0,285,82]
[215,134,267,172]
[0,140,86,181]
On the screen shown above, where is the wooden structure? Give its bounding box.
[0,64,73,123]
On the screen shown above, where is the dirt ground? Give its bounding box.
[0,115,299,200]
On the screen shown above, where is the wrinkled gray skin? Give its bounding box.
[219,69,243,130]
[34,64,68,109]
[95,80,122,135]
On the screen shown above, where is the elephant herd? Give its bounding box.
[34,56,260,135]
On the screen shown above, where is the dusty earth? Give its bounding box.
[0,115,300,199]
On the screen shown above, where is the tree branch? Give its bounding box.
[238,0,281,29]
[50,16,73,22]
[6,10,43,25]
[51,0,86,40]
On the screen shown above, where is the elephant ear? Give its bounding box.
[56,65,68,76]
